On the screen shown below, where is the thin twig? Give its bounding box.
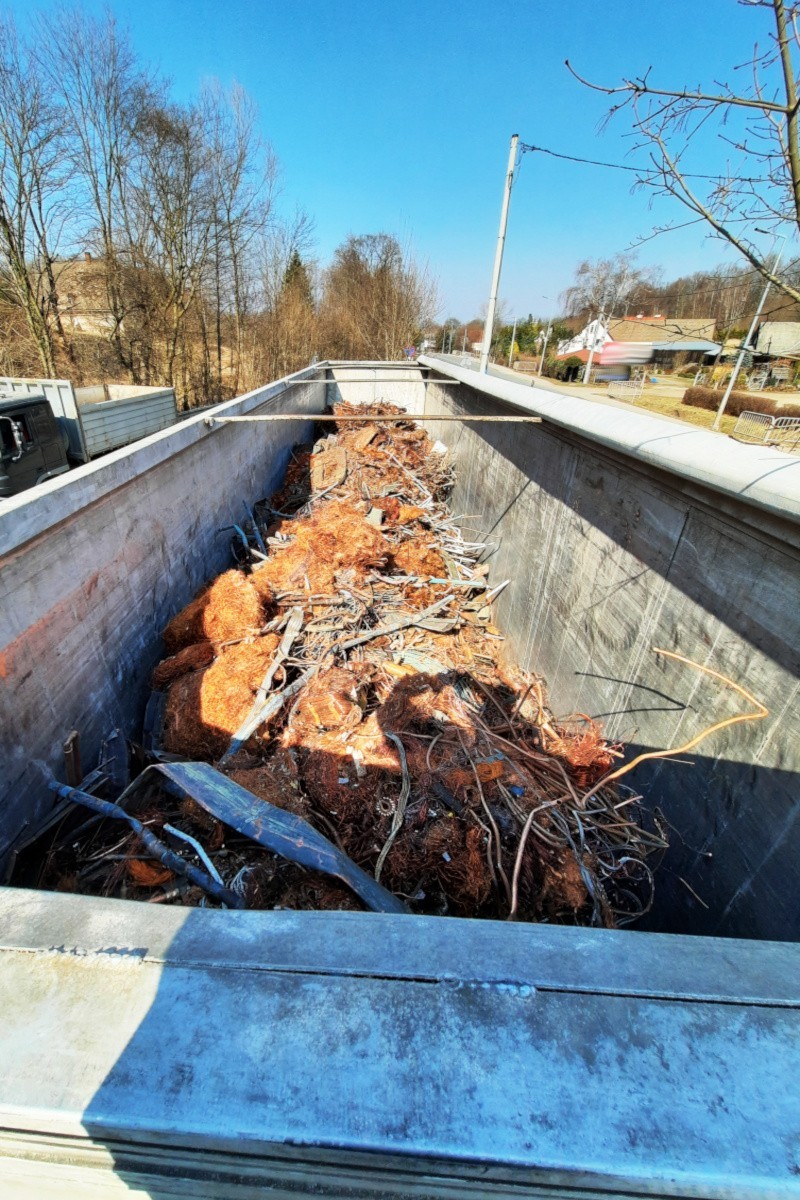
[374,732,411,883]
[580,647,769,805]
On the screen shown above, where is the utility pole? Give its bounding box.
[582,302,606,385]
[480,134,519,374]
[712,235,785,430]
[508,317,518,368]
[538,320,552,376]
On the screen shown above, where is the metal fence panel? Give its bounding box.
[770,416,800,452]
[732,411,774,442]
[607,381,644,401]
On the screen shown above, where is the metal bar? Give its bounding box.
[149,762,409,915]
[206,414,542,425]
[281,378,461,385]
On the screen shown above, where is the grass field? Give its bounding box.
[629,389,738,435]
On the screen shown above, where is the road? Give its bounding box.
[427,352,690,422]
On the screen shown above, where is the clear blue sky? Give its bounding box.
[7,0,775,320]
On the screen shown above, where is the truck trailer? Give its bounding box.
[0,359,798,1198]
[0,375,178,482]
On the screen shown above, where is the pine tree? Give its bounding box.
[280,250,314,309]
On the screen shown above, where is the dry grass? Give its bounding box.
[628,390,738,434]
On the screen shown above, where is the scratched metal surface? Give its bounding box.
[0,891,799,1198]
[421,372,800,941]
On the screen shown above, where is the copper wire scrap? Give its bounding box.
[30,400,766,925]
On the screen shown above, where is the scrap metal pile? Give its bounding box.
[34,403,670,925]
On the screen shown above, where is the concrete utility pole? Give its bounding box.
[508,317,518,367]
[538,320,552,375]
[582,305,606,385]
[712,235,785,430]
[480,134,519,374]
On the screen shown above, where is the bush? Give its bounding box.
[682,386,800,419]
[684,387,769,418]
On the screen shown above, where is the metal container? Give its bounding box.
[0,360,798,1197]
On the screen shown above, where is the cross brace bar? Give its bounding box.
[205,413,542,425]
[282,378,461,385]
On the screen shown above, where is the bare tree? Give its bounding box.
[0,15,74,376]
[561,253,661,321]
[201,81,277,396]
[252,207,316,384]
[132,101,215,394]
[320,234,436,360]
[35,8,160,381]
[0,15,442,400]
[568,0,800,304]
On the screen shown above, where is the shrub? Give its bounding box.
[557,355,584,381]
[541,355,581,381]
[681,388,777,422]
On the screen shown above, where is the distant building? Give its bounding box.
[557,314,720,373]
[754,322,800,358]
[52,253,116,336]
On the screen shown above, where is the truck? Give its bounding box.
[0,394,71,498]
[0,358,798,1197]
[0,375,178,490]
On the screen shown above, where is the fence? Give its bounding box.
[733,410,800,451]
[607,380,645,402]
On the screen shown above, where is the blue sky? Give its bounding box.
[7,0,776,320]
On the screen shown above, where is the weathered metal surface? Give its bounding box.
[143,761,408,915]
[0,371,325,858]
[0,891,798,1197]
[421,367,800,940]
[4,889,800,1003]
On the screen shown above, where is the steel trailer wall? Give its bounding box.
[420,358,800,942]
[1,362,799,1197]
[77,388,177,457]
[0,369,323,860]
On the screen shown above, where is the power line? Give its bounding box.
[520,141,768,185]
[567,263,800,310]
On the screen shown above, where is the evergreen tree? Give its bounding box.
[280,250,314,309]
